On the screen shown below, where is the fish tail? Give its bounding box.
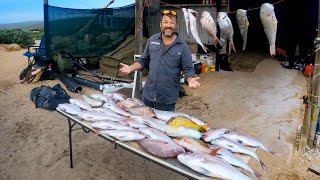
[270,46,276,56]
[259,159,268,172]
[209,147,222,156]
[199,125,210,132]
[229,42,236,54]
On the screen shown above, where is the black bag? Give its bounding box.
[30,84,70,111]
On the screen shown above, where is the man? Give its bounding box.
[119,10,200,111]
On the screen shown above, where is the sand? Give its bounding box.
[0,48,320,180]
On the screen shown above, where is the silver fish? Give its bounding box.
[200,11,220,47]
[103,92,127,101]
[99,129,146,141]
[211,138,267,171]
[103,102,131,117]
[217,12,236,54]
[260,3,277,56]
[236,9,249,51]
[182,8,190,37]
[117,98,139,108]
[121,118,148,128]
[177,153,251,180]
[92,107,124,118]
[223,132,275,154]
[142,119,202,139]
[216,148,262,180]
[202,128,231,142]
[139,127,175,144]
[125,105,156,118]
[130,115,167,124]
[91,121,133,130]
[188,9,207,53]
[138,138,185,158]
[58,103,81,115]
[173,137,213,154]
[82,94,103,107]
[153,109,208,127]
[77,110,122,122]
[91,93,116,103]
[69,99,93,111]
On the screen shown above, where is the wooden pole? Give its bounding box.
[44,0,49,57]
[134,0,143,98]
[307,5,320,146]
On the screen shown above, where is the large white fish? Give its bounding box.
[82,94,103,107]
[223,132,275,154]
[138,138,185,158]
[182,8,190,37]
[177,153,251,180]
[130,115,167,124]
[91,93,116,103]
[153,109,208,127]
[173,137,215,154]
[103,102,131,117]
[260,3,277,56]
[139,127,175,144]
[58,103,81,115]
[117,98,139,108]
[187,9,207,53]
[125,105,156,118]
[121,118,148,128]
[103,92,127,101]
[141,118,202,139]
[200,11,220,47]
[217,12,236,54]
[92,107,124,118]
[69,99,93,111]
[202,128,231,142]
[99,129,146,141]
[236,9,249,51]
[216,148,262,180]
[77,110,123,122]
[91,121,133,130]
[211,138,267,171]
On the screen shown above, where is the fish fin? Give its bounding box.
[252,168,262,180]
[209,147,222,156]
[260,160,268,172]
[182,138,193,145]
[199,125,209,132]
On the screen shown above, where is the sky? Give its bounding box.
[0,0,135,24]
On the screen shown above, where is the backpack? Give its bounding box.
[30,84,70,111]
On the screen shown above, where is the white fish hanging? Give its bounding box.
[187,9,207,53]
[236,9,249,51]
[181,8,190,37]
[200,11,220,47]
[217,12,236,54]
[260,3,278,56]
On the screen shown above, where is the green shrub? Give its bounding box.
[0,29,34,47]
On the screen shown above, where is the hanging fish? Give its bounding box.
[200,11,220,47]
[181,8,190,37]
[260,3,278,56]
[188,9,207,53]
[236,9,249,51]
[217,12,236,54]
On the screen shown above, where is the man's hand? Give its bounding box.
[119,63,133,75]
[187,77,200,88]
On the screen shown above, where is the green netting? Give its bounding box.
[46,4,135,57]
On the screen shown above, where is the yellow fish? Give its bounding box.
[167,116,209,132]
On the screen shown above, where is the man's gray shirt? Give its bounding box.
[137,33,196,104]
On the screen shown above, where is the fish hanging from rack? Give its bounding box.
[236,9,249,51]
[188,9,208,53]
[217,12,236,54]
[200,11,220,47]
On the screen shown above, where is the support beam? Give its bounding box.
[134,0,143,98]
[44,0,49,57]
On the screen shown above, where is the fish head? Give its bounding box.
[217,12,227,21]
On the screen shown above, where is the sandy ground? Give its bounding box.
[0,48,320,180]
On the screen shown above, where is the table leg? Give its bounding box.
[67,118,73,168]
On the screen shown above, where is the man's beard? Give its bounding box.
[161,28,174,38]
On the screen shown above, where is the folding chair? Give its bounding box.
[23,35,46,65]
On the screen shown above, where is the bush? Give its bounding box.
[0,29,34,47]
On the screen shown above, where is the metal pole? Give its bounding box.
[307,2,320,146]
[135,0,143,98]
[44,0,49,57]
[215,0,222,71]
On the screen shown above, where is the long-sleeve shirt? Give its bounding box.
[137,32,196,104]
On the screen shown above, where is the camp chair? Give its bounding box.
[23,35,46,65]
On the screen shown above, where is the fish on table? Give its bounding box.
[200,11,220,47]
[260,3,278,56]
[236,9,249,51]
[103,92,127,102]
[217,12,236,54]
[58,103,81,115]
[91,93,117,104]
[167,116,209,132]
[177,153,251,180]
[69,98,93,111]
[211,138,267,172]
[139,127,176,144]
[103,102,131,117]
[202,128,231,142]
[187,9,207,53]
[77,110,125,122]
[99,129,146,141]
[173,137,219,155]
[138,138,185,158]
[82,94,103,107]
[91,121,133,130]
[92,107,124,118]
[124,105,156,118]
